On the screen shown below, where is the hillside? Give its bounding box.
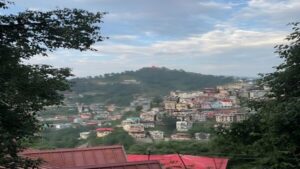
[69,67,235,105]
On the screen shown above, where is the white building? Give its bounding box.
[176,121,193,132]
[149,130,164,140]
[215,113,248,123]
[79,132,90,140]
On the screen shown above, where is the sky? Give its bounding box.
[5,0,300,77]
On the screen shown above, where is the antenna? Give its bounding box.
[147,148,151,160]
[176,152,187,169]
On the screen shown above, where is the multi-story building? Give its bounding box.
[149,130,164,140]
[96,128,113,138]
[176,121,193,132]
[215,113,248,123]
[171,133,191,141]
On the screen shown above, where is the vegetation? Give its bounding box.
[122,111,140,120]
[188,120,215,136]
[0,1,105,168]
[212,23,300,169]
[88,128,135,150]
[151,96,163,108]
[70,67,235,106]
[128,141,211,155]
[30,127,89,149]
[160,115,177,136]
[38,106,78,117]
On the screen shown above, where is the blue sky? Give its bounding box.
[7,0,300,77]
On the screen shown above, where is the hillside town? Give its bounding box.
[38,79,269,143]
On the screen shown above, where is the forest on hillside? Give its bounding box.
[69,67,235,105]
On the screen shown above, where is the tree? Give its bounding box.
[214,23,300,169]
[0,1,105,168]
[151,96,163,108]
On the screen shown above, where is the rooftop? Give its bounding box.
[22,146,127,169]
[63,160,162,169]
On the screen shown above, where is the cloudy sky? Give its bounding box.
[8,0,300,77]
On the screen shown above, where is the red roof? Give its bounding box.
[96,128,114,132]
[220,99,232,102]
[63,160,162,169]
[22,146,127,169]
[128,154,228,169]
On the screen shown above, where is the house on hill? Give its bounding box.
[171,133,192,141]
[96,128,113,138]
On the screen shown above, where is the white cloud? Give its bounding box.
[97,26,286,58]
[27,27,286,77]
[110,35,138,41]
[234,0,300,24]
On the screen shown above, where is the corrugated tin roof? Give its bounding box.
[22,146,127,169]
[63,160,162,169]
[128,154,228,169]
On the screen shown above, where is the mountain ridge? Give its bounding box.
[69,67,235,106]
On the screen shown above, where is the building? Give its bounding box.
[121,119,136,127]
[215,113,248,123]
[107,104,116,112]
[176,121,193,132]
[22,146,163,169]
[126,124,144,132]
[219,99,233,108]
[164,100,177,110]
[140,111,157,122]
[175,103,189,111]
[200,102,212,110]
[140,121,155,128]
[79,132,90,140]
[96,128,113,138]
[128,131,146,138]
[80,113,92,120]
[195,132,210,141]
[192,112,207,122]
[128,154,228,169]
[171,133,192,141]
[130,97,151,111]
[52,123,72,130]
[149,130,164,140]
[126,117,140,123]
[249,90,267,99]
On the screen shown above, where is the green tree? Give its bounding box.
[135,105,143,112]
[151,96,163,108]
[214,23,300,169]
[161,115,177,135]
[0,1,105,168]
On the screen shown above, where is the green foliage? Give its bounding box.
[88,128,135,150]
[151,96,163,108]
[70,67,235,106]
[135,106,143,112]
[0,1,105,168]
[160,115,177,135]
[213,23,300,169]
[122,111,140,120]
[128,141,210,155]
[39,106,78,117]
[31,127,88,149]
[188,120,215,136]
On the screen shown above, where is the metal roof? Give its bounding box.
[128,154,228,169]
[63,160,162,169]
[22,146,127,169]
